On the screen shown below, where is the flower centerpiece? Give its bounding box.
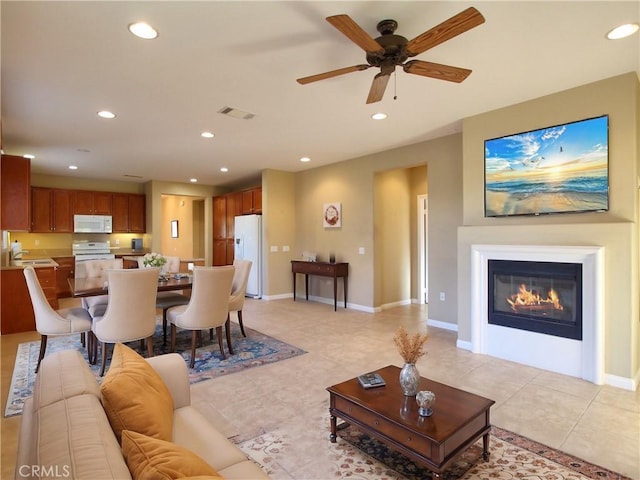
[142,252,167,268]
[393,325,429,396]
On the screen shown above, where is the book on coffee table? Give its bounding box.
[357,372,386,389]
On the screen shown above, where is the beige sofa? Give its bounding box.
[15,349,269,479]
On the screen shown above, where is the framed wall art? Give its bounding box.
[323,202,341,228]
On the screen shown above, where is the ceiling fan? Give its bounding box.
[296,7,485,104]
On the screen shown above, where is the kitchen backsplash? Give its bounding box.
[8,232,149,252]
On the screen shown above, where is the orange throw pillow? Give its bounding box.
[121,430,223,480]
[100,343,174,443]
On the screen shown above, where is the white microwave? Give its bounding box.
[73,215,113,233]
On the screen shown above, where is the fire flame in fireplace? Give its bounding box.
[507,284,564,312]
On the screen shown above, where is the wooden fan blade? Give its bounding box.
[326,14,384,54]
[297,64,371,85]
[405,7,485,56]
[403,60,471,83]
[366,72,390,104]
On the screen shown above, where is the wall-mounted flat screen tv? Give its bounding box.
[484,115,609,217]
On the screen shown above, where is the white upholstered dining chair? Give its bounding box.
[138,255,190,345]
[81,258,123,318]
[91,267,159,376]
[23,266,93,372]
[228,259,253,337]
[167,266,234,368]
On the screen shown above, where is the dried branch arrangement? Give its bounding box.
[393,325,429,364]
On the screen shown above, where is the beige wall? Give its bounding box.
[160,195,203,260]
[374,168,412,307]
[146,181,223,266]
[30,174,145,194]
[293,134,462,313]
[458,72,639,382]
[262,169,296,298]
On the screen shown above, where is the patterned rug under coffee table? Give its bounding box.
[237,424,632,480]
[5,321,306,417]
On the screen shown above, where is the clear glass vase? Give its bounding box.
[399,363,420,396]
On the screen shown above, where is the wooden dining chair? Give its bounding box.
[167,266,234,368]
[91,267,159,376]
[23,266,93,372]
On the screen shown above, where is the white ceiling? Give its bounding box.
[1,1,638,188]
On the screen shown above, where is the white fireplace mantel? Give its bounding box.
[470,244,605,384]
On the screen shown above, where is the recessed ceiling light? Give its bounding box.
[201,132,214,138]
[300,157,311,163]
[220,167,229,172]
[97,110,116,119]
[371,113,387,120]
[190,178,198,183]
[606,23,639,39]
[128,22,158,40]
[23,154,35,159]
[69,165,78,170]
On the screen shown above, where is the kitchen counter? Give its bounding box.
[2,258,59,270]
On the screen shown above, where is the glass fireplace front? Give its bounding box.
[488,260,582,340]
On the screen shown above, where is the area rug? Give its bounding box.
[5,322,305,418]
[337,425,632,480]
[236,424,632,480]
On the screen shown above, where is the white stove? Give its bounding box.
[73,241,115,278]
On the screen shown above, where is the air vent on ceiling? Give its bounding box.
[123,174,144,179]
[218,106,255,120]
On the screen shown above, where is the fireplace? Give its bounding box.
[488,260,582,340]
[469,245,604,384]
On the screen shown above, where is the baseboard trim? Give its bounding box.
[427,318,458,332]
[605,373,638,391]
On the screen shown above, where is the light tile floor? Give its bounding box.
[2,298,639,479]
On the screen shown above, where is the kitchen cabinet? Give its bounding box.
[212,192,244,265]
[52,257,74,298]
[128,194,145,232]
[226,192,243,245]
[31,187,74,233]
[1,154,31,231]
[242,187,262,214]
[112,193,146,233]
[73,190,112,215]
[1,266,58,334]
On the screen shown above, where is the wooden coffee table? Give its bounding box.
[327,365,495,477]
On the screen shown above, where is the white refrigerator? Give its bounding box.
[234,214,262,298]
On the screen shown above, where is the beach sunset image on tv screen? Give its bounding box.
[484,115,609,217]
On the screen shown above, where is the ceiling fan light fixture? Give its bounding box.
[371,112,387,120]
[300,157,311,163]
[69,165,78,170]
[190,178,198,183]
[23,154,35,159]
[128,22,158,40]
[220,167,229,172]
[201,131,214,138]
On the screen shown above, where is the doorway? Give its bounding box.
[417,194,428,304]
[161,195,205,260]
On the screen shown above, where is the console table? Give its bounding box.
[291,261,348,311]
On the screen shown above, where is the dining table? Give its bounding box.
[68,274,193,298]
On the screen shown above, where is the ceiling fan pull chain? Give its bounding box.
[394,71,398,100]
